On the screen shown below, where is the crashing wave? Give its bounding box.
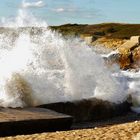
[0,0,135,108]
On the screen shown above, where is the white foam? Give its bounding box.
[114,69,140,110]
[0,29,128,107]
[101,50,119,58]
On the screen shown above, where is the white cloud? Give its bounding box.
[86,15,95,18]
[22,0,46,8]
[52,7,76,13]
[55,8,65,12]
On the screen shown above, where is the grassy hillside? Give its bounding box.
[50,23,140,39]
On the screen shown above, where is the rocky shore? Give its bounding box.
[0,25,140,139]
[91,36,140,70]
[51,23,140,70]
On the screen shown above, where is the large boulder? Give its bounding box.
[118,36,140,55]
[118,36,140,69]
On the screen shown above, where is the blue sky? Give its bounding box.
[1,0,140,25]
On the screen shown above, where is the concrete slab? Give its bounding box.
[0,108,73,137]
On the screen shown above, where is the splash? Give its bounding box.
[0,8,47,27]
[0,1,128,108]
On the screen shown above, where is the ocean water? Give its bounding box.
[0,1,139,112]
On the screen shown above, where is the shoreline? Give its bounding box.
[0,112,140,140]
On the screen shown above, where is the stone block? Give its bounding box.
[0,108,73,137]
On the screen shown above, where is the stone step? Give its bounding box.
[0,108,73,137]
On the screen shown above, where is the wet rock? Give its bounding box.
[103,52,121,67]
[38,98,131,122]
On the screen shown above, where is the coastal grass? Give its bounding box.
[50,23,140,39]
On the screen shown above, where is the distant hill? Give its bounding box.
[50,23,140,39]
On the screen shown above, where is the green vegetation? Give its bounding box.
[50,24,87,37]
[50,23,140,39]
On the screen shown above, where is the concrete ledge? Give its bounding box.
[38,98,131,122]
[0,108,73,137]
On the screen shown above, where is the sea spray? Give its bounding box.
[0,1,128,107]
[120,70,140,112]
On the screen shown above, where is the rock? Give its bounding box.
[80,34,95,45]
[84,36,94,45]
[118,41,138,54]
[118,36,140,69]
[119,53,132,69]
[92,36,140,69]
[130,36,140,44]
[38,98,131,122]
[92,37,126,50]
[132,46,140,68]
